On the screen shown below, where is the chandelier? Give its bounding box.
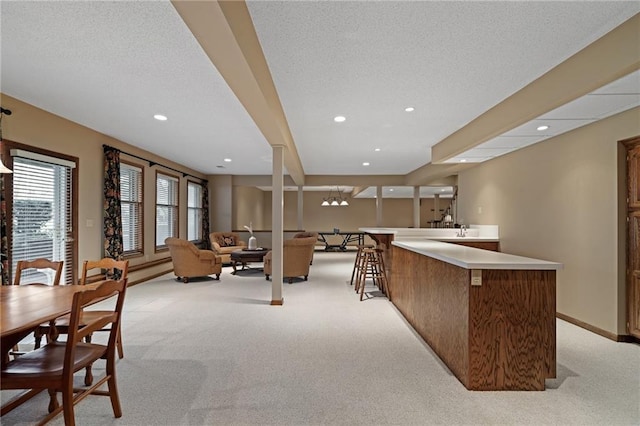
[321,186,349,206]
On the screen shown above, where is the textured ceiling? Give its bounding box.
[1,1,639,181]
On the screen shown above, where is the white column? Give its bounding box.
[271,145,285,305]
[376,186,383,226]
[413,186,420,228]
[297,185,304,231]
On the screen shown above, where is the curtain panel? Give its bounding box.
[202,182,210,249]
[103,146,124,261]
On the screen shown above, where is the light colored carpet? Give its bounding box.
[2,250,639,425]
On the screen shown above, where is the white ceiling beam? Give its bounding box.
[431,13,640,164]
[171,0,305,185]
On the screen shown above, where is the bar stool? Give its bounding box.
[350,244,375,286]
[355,248,389,301]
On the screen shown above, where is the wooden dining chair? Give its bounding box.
[38,258,128,385]
[11,259,64,356]
[1,279,127,426]
[13,258,64,287]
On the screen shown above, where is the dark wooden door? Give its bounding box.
[626,137,640,338]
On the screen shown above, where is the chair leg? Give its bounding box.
[61,382,76,426]
[106,357,123,418]
[47,388,59,413]
[116,328,124,359]
[84,334,94,386]
[215,274,220,280]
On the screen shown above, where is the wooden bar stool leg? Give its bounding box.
[350,245,363,286]
[355,248,368,293]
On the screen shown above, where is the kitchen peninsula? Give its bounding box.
[361,227,562,391]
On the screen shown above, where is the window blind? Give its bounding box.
[120,163,143,255]
[156,173,178,247]
[11,156,73,285]
[187,181,203,242]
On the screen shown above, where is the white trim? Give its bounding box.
[10,149,76,169]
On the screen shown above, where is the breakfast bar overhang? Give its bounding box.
[390,240,563,391]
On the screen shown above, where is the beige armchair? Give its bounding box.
[264,236,317,283]
[293,231,319,264]
[209,232,247,264]
[165,237,222,283]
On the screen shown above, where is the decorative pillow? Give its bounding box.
[221,236,236,247]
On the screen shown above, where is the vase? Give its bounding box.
[248,236,257,250]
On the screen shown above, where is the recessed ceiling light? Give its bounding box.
[441,189,446,192]
[362,162,370,166]
[389,188,394,192]
[405,107,415,112]
[224,158,232,162]
[537,125,549,131]
[153,114,167,121]
[334,116,346,123]
[374,148,381,152]
[460,159,467,163]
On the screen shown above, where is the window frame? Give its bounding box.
[186,180,204,243]
[1,140,78,285]
[154,170,179,252]
[119,160,144,258]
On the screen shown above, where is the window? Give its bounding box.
[120,162,143,256]
[10,149,76,285]
[187,181,203,242]
[156,172,178,249]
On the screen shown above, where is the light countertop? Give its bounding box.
[392,240,562,270]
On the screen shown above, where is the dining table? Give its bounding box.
[0,283,101,415]
[0,283,103,364]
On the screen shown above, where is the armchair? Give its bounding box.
[165,238,222,283]
[209,232,247,264]
[264,236,316,283]
[293,231,319,264]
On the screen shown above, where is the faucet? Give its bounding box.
[457,224,467,237]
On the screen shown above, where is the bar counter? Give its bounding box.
[390,240,562,391]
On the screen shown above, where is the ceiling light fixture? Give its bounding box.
[224,158,232,162]
[334,116,346,123]
[537,125,549,131]
[460,159,467,163]
[153,114,168,121]
[405,107,415,112]
[321,186,349,207]
[363,162,370,166]
[374,148,381,152]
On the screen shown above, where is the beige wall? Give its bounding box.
[457,107,640,335]
[1,95,207,282]
[260,190,440,231]
[233,185,266,230]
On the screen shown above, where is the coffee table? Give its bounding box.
[230,248,269,275]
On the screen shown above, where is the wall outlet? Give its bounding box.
[477,206,483,214]
[86,219,94,227]
[471,269,482,286]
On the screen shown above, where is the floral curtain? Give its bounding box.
[202,181,210,249]
[1,171,8,285]
[103,146,123,261]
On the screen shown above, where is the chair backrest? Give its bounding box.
[283,236,316,268]
[80,258,129,285]
[13,258,64,286]
[293,231,319,240]
[165,237,200,259]
[64,279,127,377]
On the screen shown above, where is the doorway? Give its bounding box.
[1,141,78,285]
[625,136,640,339]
